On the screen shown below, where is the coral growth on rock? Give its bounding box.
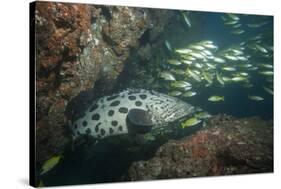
[126,115,273,180]
[34,1,174,164]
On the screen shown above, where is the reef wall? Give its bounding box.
[34,1,174,163]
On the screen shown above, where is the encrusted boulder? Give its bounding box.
[126,115,273,180]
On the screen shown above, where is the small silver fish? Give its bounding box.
[248,95,264,101]
[165,40,173,51]
[159,71,176,81]
[181,11,192,28]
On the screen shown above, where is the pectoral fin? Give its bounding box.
[126,109,153,134]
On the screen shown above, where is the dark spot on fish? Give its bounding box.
[107,95,119,101]
[111,120,118,126]
[139,94,147,100]
[77,130,81,135]
[135,101,142,106]
[109,128,114,134]
[74,124,78,129]
[118,126,123,131]
[92,113,100,120]
[82,121,88,127]
[128,95,136,100]
[100,104,106,109]
[89,104,99,112]
[86,128,91,135]
[97,134,101,138]
[95,122,101,132]
[100,129,106,136]
[110,100,120,106]
[108,110,114,116]
[119,107,128,113]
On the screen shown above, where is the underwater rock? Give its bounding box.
[36,118,69,164]
[35,2,174,164]
[125,115,273,180]
[35,1,92,164]
[137,44,152,61]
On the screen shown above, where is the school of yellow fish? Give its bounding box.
[160,12,273,103]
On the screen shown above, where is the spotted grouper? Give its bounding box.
[70,89,200,140]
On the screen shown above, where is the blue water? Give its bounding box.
[161,11,273,119]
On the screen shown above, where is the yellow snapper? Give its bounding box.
[208,96,224,102]
[202,43,218,50]
[206,63,216,69]
[263,86,273,95]
[213,57,226,63]
[181,117,202,128]
[232,23,242,28]
[222,67,237,72]
[190,52,205,59]
[175,48,192,54]
[202,71,213,84]
[190,45,205,51]
[186,69,202,82]
[41,155,63,175]
[227,13,240,21]
[171,81,192,88]
[224,55,239,61]
[167,59,182,66]
[195,111,212,119]
[222,76,232,82]
[181,60,193,65]
[248,95,264,101]
[247,22,267,28]
[259,71,273,76]
[159,71,176,81]
[230,29,245,35]
[181,11,192,28]
[216,72,225,85]
[182,91,197,97]
[258,64,273,69]
[169,90,182,96]
[170,69,185,75]
[165,40,173,52]
[255,44,268,53]
[224,20,239,25]
[231,76,248,82]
